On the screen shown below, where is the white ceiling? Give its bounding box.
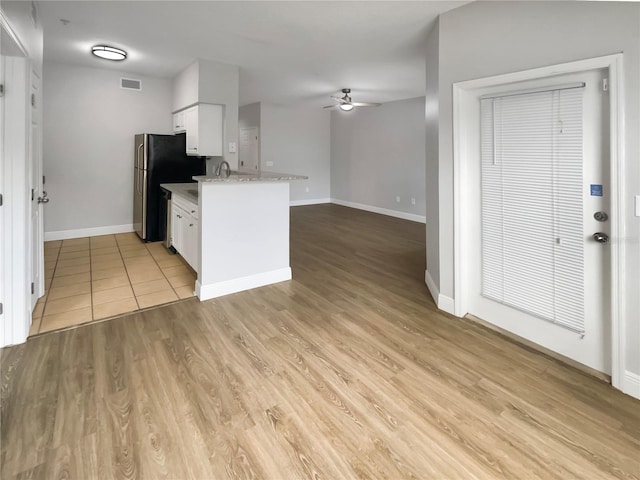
[37,1,470,107]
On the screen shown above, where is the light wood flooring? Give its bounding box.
[2,204,639,479]
[32,233,196,335]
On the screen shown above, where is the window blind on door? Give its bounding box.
[480,87,585,333]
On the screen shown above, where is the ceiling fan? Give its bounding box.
[323,88,381,111]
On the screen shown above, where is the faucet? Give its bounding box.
[215,160,231,178]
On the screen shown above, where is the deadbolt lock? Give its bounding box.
[593,211,609,222]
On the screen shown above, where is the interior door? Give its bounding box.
[239,127,259,172]
[29,68,44,306]
[466,69,611,374]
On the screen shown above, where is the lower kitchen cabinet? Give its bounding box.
[171,195,199,271]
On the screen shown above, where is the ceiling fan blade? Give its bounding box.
[323,104,339,109]
[330,96,347,103]
[351,102,381,107]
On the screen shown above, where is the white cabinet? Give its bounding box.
[172,111,186,132]
[170,194,199,272]
[173,103,223,157]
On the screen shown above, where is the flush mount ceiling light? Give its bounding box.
[339,103,354,111]
[91,45,127,61]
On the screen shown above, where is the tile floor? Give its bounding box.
[31,232,197,335]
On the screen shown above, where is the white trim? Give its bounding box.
[196,267,292,301]
[623,371,640,400]
[331,198,426,223]
[44,224,134,241]
[1,56,30,348]
[437,294,455,316]
[0,10,28,57]
[290,198,331,207]
[425,269,439,304]
[453,54,626,392]
[425,269,456,315]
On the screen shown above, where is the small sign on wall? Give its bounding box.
[590,184,603,197]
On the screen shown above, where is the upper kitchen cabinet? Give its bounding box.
[172,59,239,166]
[183,103,223,156]
[173,110,186,132]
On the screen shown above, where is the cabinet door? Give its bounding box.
[198,104,223,156]
[185,215,199,272]
[184,106,199,155]
[172,111,185,132]
[172,205,187,253]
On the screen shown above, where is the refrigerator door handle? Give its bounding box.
[136,143,144,169]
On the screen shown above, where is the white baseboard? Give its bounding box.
[623,371,640,400]
[196,267,292,301]
[331,198,426,224]
[425,269,439,305]
[437,294,456,315]
[290,198,331,207]
[424,269,456,315]
[44,224,134,241]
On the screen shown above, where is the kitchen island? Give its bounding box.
[168,172,306,301]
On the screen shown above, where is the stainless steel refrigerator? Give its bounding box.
[133,133,206,242]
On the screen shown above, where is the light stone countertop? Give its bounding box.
[160,183,199,204]
[193,171,308,183]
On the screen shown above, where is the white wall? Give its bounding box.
[260,103,331,204]
[425,21,440,289]
[43,61,172,235]
[429,1,640,376]
[239,102,261,131]
[331,97,426,220]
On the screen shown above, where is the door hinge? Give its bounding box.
[31,189,34,201]
[0,84,4,97]
[602,78,609,92]
[31,93,36,107]
[31,283,35,294]
[43,175,46,185]
[0,303,3,315]
[0,193,3,206]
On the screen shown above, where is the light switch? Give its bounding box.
[228,142,237,153]
[635,195,640,217]
[266,161,274,167]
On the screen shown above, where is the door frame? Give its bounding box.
[452,54,626,391]
[1,10,32,346]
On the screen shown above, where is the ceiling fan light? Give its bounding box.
[91,45,127,61]
[339,103,354,111]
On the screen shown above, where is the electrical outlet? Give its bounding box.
[395,195,401,203]
[411,197,416,205]
[228,142,237,153]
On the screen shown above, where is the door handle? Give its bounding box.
[136,143,144,169]
[37,191,49,204]
[592,232,609,244]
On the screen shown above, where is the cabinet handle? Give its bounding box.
[177,214,182,218]
[193,147,197,151]
[189,224,194,227]
[191,210,195,214]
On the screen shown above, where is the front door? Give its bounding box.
[466,69,611,374]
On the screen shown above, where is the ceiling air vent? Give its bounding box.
[120,78,142,91]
